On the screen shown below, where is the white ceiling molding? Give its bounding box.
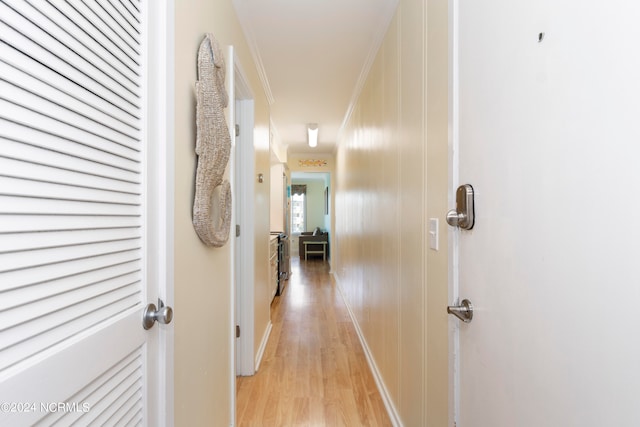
[232,0,275,105]
[339,0,400,141]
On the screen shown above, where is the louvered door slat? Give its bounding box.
[0,228,141,253]
[116,404,143,427]
[1,240,141,274]
[127,0,141,14]
[0,214,140,233]
[36,350,141,426]
[0,17,140,118]
[0,99,140,161]
[0,1,140,109]
[0,195,140,216]
[0,42,139,128]
[63,0,140,58]
[44,0,140,80]
[104,0,141,31]
[0,1,151,424]
[4,0,141,96]
[1,253,141,292]
[80,364,142,426]
[0,156,140,196]
[0,176,141,205]
[24,0,141,89]
[0,276,140,335]
[0,291,140,370]
[0,267,140,310]
[95,0,140,40]
[96,379,142,425]
[117,0,141,27]
[0,59,140,142]
[0,125,141,176]
[0,79,140,150]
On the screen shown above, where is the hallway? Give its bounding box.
[236,258,392,426]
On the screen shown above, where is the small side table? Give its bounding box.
[303,241,327,260]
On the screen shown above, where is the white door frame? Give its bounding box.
[234,91,256,378]
[227,46,256,425]
[145,2,175,425]
[233,50,255,375]
[447,0,460,425]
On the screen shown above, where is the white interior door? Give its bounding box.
[0,1,173,425]
[450,1,640,425]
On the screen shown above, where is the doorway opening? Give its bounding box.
[290,172,331,262]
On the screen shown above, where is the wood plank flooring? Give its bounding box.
[236,257,392,426]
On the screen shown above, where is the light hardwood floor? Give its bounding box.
[236,257,392,426]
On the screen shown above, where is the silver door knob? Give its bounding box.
[446,210,468,228]
[447,299,473,323]
[143,298,173,330]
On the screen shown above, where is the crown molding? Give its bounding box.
[232,0,276,105]
[338,0,399,140]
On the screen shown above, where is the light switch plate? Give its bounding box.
[429,218,439,251]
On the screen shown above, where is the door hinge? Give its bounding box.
[236,325,240,338]
[235,124,240,137]
[236,224,241,237]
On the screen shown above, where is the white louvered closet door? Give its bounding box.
[0,0,169,426]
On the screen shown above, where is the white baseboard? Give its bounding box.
[332,272,403,427]
[254,321,272,372]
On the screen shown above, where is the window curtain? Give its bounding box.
[291,184,307,196]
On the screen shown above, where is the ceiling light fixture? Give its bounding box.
[307,123,318,148]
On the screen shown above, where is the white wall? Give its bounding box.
[173,1,271,425]
[333,0,449,424]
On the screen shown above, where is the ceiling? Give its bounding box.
[233,0,398,156]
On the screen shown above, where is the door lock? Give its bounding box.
[446,184,475,230]
[143,298,173,330]
[447,299,474,323]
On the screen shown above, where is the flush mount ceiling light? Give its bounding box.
[307,123,318,148]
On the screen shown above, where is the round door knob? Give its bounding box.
[143,300,174,330]
[446,209,467,227]
[156,305,173,325]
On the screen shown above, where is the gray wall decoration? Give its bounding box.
[193,33,232,247]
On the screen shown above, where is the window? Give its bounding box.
[291,193,306,233]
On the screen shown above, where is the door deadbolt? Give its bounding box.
[446,184,475,230]
[143,298,173,330]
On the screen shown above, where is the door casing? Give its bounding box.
[144,2,175,425]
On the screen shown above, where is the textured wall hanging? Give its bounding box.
[193,34,232,247]
[298,159,328,168]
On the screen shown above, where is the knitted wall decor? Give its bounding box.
[193,34,232,247]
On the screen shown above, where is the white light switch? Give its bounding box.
[429,218,439,251]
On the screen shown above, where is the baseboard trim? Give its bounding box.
[332,272,403,427]
[254,321,272,372]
